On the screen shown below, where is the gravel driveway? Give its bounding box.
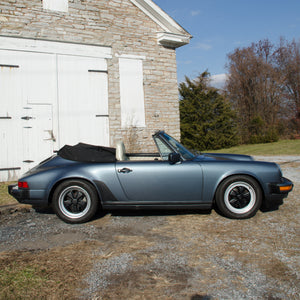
[0,156,299,299]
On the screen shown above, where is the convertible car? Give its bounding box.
[9,131,293,223]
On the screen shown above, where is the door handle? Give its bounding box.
[118,167,133,173]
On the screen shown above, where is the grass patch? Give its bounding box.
[0,182,17,206]
[0,263,49,300]
[208,139,300,155]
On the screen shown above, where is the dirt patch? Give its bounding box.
[0,159,299,299]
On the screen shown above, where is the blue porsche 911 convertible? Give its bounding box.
[9,131,293,223]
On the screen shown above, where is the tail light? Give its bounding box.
[18,181,29,189]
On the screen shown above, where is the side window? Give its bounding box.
[119,58,145,128]
[154,137,172,161]
[43,0,68,12]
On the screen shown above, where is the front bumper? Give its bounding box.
[269,177,293,195]
[8,184,48,206]
[263,177,293,208]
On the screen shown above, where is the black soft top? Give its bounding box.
[58,143,116,163]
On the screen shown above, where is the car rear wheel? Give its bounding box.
[215,175,262,219]
[52,180,99,223]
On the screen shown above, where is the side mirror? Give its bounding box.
[168,152,181,164]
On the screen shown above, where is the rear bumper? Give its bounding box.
[8,184,48,206]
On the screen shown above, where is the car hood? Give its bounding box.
[193,153,254,162]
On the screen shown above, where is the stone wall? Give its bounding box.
[0,0,180,151]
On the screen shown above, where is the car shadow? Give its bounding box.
[32,205,212,222]
[32,202,282,223]
[100,208,212,218]
[32,205,55,214]
[191,295,212,300]
[260,199,283,213]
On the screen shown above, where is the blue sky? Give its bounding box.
[153,0,300,86]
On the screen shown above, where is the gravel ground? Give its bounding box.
[0,156,299,299]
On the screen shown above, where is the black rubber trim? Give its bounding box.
[103,201,212,210]
[93,180,119,203]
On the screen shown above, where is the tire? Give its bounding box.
[215,175,262,219]
[52,180,99,224]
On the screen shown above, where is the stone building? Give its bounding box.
[0,0,191,180]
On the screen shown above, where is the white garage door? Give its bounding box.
[0,38,111,180]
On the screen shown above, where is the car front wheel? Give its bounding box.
[52,180,99,223]
[215,175,262,219]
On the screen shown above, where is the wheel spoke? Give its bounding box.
[238,186,245,194]
[77,201,86,212]
[63,199,72,208]
[66,191,74,200]
[77,192,85,201]
[72,190,79,200]
[229,197,240,208]
[242,190,250,198]
[78,198,86,206]
[229,188,238,196]
[71,204,78,213]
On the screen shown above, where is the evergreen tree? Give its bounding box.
[179,72,238,151]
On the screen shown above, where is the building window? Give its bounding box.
[119,58,145,128]
[43,0,68,12]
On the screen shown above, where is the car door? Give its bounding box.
[115,160,203,203]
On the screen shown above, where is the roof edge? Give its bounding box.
[129,0,192,47]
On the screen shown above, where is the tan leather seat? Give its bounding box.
[116,141,129,161]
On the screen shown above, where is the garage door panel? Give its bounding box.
[57,55,109,147]
[21,52,57,104]
[22,104,54,171]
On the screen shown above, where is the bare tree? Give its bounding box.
[273,38,300,134]
[225,38,297,143]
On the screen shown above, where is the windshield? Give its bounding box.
[154,132,195,160]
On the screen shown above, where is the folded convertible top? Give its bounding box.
[58,143,116,163]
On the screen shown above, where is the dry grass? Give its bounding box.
[0,241,103,300]
[0,182,17,206]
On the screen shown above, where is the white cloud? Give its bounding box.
[194,42,212,50]
[191,10,201,16]
[210,73,228,89]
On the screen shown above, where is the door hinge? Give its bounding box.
[21,116,33,120]
[95,114,109,117]
[0,64,19,68]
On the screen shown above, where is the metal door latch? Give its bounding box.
[118,168,133,173]
[44,130,56,142]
